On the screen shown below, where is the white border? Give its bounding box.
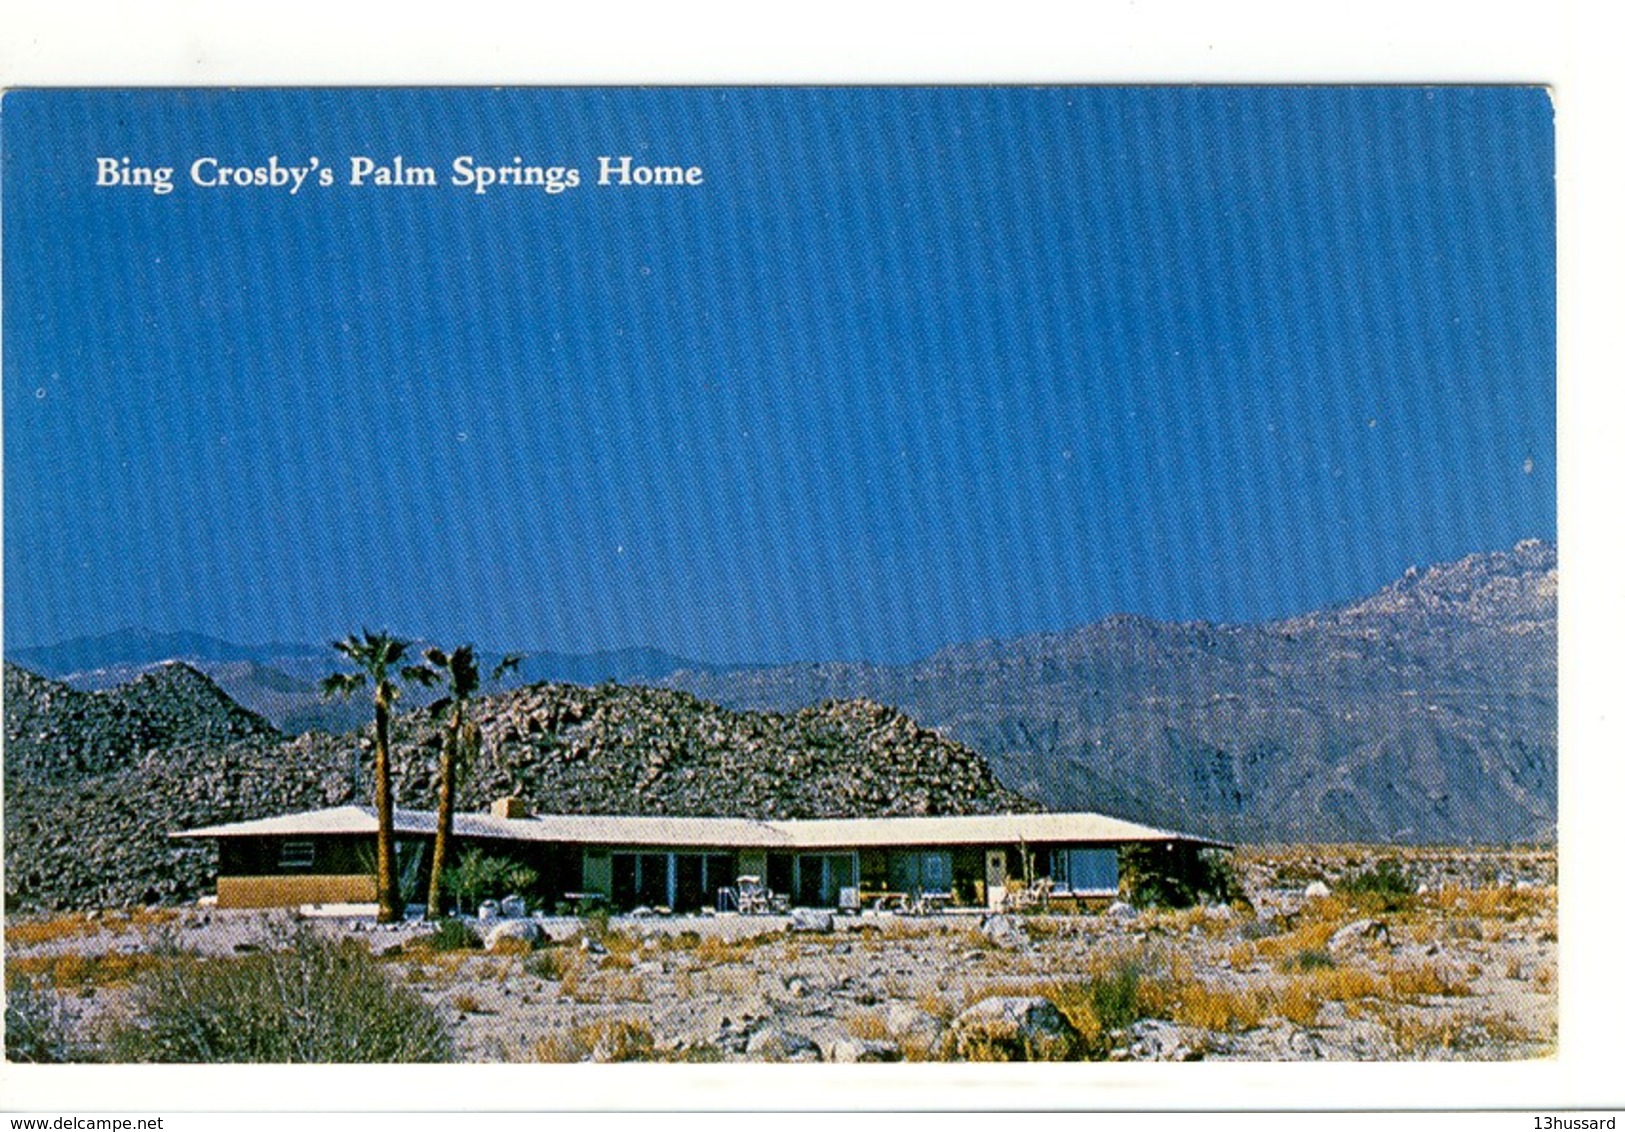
[2,0,1620,1115]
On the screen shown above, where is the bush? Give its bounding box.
[580,904,613,941]
[1336,859,1415,912]
[1120,844,1243,909]
[5,974,82,1062]
[443,847,539,911]
[107,924,452,1062]
[532,1018,655,1062]
[1287,948,1336,972]
[1087,959,1146,1034]
[524,948,569,981]
[422,917,484,952]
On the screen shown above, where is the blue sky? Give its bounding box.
[3,88,1555,663]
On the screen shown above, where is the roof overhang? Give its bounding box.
[172,806,1230,851]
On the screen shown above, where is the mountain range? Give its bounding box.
[666,540,1557,843]
[4,540,1557,849]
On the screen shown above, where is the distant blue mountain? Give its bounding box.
[8,628,322,674]
[6,630,735,733]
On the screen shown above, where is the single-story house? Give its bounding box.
[171,798,1228,913]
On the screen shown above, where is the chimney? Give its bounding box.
[490,796,529,820]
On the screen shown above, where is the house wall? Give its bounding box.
[214,834,379,907]
[218,873,377,908]
[218,835,373,876]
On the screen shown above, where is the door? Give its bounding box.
[985,848,1008,910]
[675,855,705,911]
[985,849,1007,888]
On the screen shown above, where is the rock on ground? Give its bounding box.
[942,996,1084,1062]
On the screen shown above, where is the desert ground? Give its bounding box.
[4,845,1556,1062]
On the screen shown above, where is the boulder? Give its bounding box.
[885,1002,946,1048]
[789,908,836,933]
[943,996,1084,1062]
[1106,901,1138,922]
[477,899,501,921]
[1123,1019,1203,1061]
[1304,881,1332,899]
[745,1027,822,1062]
[978,913,1032,951]
[828,1037,902,1063]
[1328,917,1391,954]
[483,918,543,950]
[499,894,528,917]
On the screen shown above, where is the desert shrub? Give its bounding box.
[5,974,83,1062]
[421,917,484,952]
[1167,981,1268,1033]
[1335,859,1415,912]
[532,1018,655,1062]
[106,925,451,1062]
[524,947,570,981]
[1088,958,1146,1033]
[580,904,613,940]
[1388,961,1470,999]
[443,847,539,911]
[1120,845,1243,909]
[1285,948,1335,973]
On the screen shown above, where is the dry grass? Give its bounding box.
[486,936,534,957]
[1162,981,1269,1032]
[689,935,767,966]
[697,965,762,997]
[7,915,106,947]
[915,989,958,1020]
[1373,1007,1542,1056]
[1145,906,1241,939]
[384,948,473,984]
[1387,961,1470,999]
[449,992,491,1015]
[845,1008,890,1041]
[1253,919,1339,963]
[1425,884,1555,921]
[7,949,169,989]
[532,1018,656,1062]
[1226,940,1259,969]
[6,908,180,947]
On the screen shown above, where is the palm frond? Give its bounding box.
[422,646,450,669]
[319,672,365,700]
[449,645,479,696]
[400,663,440,689]
[492,654,523,684]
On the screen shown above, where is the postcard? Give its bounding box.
[1,86,1562,1105]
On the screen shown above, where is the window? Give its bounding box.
[1052,847,1118,894]
[888,850,953,895]
[278,840,316,870]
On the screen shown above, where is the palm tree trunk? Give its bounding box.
[374,694,402,923]
[426,708,459,918]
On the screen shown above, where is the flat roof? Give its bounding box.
[173,805,1226,849]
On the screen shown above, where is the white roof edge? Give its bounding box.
[171,805,1228,848]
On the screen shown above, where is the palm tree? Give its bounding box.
[321,629,437,923]
[420,644,521,918]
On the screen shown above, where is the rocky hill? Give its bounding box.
[666,542,1557,844]
[3,669,1026,911]
[3,662,279,782]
